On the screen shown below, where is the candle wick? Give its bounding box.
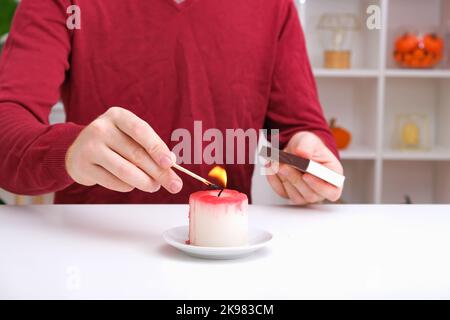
[218,189,224,197]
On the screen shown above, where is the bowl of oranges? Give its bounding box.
[394,32,444,69]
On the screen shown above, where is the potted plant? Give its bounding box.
[0,0,18,53]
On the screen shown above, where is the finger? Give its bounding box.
[105,107,175,169]
[288,132,343,174]
[278,165,323,203]
[94,145,161,193]
[309,150,343,173]
[281,179,307,205]
[303,173,342,202]
[277,167,308,205]
[266,169,288,199]
[86,164,135,192]
[292,134,317,159]
[105,128,182,193]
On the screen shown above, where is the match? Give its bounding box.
[172,163,221,190]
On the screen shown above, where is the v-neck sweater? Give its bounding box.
[0,0,338,203]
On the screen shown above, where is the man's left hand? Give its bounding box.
[266,131,344,205]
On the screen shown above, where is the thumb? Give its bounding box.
[291,133,317,159]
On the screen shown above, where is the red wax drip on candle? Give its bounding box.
[190,189,247,205]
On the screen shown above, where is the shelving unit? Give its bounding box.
[340,146,377,160]
[382,147,450,161]
[300,0,450,204]
[385,69,450,78]
[313,69,379,78]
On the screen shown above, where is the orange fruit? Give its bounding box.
[394,51,403,63]
[395,33,419,53]
[404,53,413,63]
[413,49,425,59]
[424,33,444,56]
[422,54,433,67]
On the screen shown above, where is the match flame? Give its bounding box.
[208,166,227,188]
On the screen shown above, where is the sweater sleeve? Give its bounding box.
[0,0,84,195]
[265,0,339,158]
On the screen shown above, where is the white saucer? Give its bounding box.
[162,226,273,260]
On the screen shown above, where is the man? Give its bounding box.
[0,0,343,204]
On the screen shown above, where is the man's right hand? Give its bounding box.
[65,107,183,194]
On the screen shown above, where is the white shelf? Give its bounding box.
[385,69,450,79]
[383,147,450,161]
[340,146,377,160]
[314,68,450,80]
[302,0,450,204]
[314,69,380,78]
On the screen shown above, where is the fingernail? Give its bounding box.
[152,184,161,193]
[160,155,173,168]
[170,180,182,193]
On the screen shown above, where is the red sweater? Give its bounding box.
[0,0,337,204]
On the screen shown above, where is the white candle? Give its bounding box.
[188,189,248,247]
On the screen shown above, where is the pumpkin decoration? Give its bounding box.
[394,32,444,68]
[330,118,351,150]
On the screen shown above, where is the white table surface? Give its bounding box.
[1,204,450,299]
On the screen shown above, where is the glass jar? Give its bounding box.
[393,31,444,69]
